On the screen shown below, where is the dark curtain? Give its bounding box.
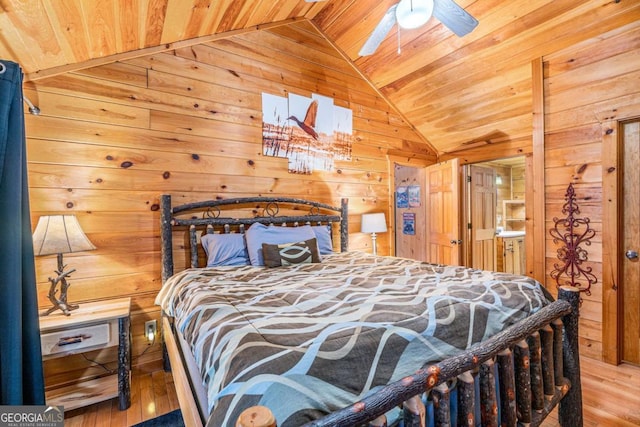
[0,60,45,405]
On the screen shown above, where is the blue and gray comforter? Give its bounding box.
[155,251,549,426]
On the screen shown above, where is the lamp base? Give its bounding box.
[41,300,79,317]
[371,232,378,256]
[41,253,79,317]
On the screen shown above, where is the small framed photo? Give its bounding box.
[403,212,416,235]
[396,186,408,208]
[408,185,421,207]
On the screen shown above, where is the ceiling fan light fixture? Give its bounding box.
[396,0,434,30]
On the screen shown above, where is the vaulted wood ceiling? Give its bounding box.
[1,0,638,156]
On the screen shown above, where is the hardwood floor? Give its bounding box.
[63,357,640,426]
[63,363,180,427]
[540,358,640,427]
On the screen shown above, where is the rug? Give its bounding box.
[132,410,185,427]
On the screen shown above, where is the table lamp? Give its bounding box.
[361,212,387,256]
[33,215,96,316]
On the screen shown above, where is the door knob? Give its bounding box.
[450,239,462,245]
[626,250,639,260]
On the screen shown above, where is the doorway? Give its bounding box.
[393,156,526,271]
[466,164,497,271]
[601,116,640,365]
[392,159,461,265]
[463,157,526,273]
[621,119,640,365]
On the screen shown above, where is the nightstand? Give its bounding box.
[39,297,131,411]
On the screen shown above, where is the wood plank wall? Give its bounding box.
[511,165,525,201]
[424,21,639,363]
[24,21,432,388]
[543,21,640,361]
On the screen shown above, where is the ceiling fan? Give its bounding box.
[360,0,478,56]
[306,0,478,57]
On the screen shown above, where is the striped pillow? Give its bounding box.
[262,238,321,268]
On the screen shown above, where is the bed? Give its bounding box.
[156,195,583,427]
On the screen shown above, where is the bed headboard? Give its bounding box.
[160,195,349,281]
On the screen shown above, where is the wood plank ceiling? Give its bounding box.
[1,0,639,156]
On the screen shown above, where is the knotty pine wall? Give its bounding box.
[424,21,640,363]
[543,21,640,361]
[24,21,433,388]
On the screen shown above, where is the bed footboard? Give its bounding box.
[234,286,582,427]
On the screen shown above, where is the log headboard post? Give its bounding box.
[340,197,348,252]
[160,194,173,283]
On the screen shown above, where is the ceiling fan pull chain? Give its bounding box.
[397,25,402,54]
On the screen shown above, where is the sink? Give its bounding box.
[498,231,525,238]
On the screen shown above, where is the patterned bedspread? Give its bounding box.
[155,251,550,427]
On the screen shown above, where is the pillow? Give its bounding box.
[262,238,321,268]
[312,225,334,255]
[244,223,316,266]
[201,233,250,267]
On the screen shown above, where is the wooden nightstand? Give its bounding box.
[39,297,131,411]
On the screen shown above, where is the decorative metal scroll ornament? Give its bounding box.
[264,202,280,217]
[549,183,597,296]
[204,206,221,219]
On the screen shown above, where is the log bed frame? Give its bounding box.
[159,195,583,427]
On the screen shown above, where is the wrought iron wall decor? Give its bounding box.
[550,183,597,295]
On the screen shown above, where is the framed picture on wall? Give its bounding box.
[403,213,416,235]
[261,91,353,175]
[408,185,421,207]
[396,186,408,208]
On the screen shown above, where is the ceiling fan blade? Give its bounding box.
[433,0,478,37]
[359,4,399,57]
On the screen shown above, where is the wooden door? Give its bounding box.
[469,165,497,270]
[622,120,640,365]
[425,159,461,265]
[394,164,426,261]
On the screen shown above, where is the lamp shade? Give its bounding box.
[33,215,96,256]
[396,0,434,30]
[361,213,388,234]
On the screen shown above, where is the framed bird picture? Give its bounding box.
[261,91,353,174]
